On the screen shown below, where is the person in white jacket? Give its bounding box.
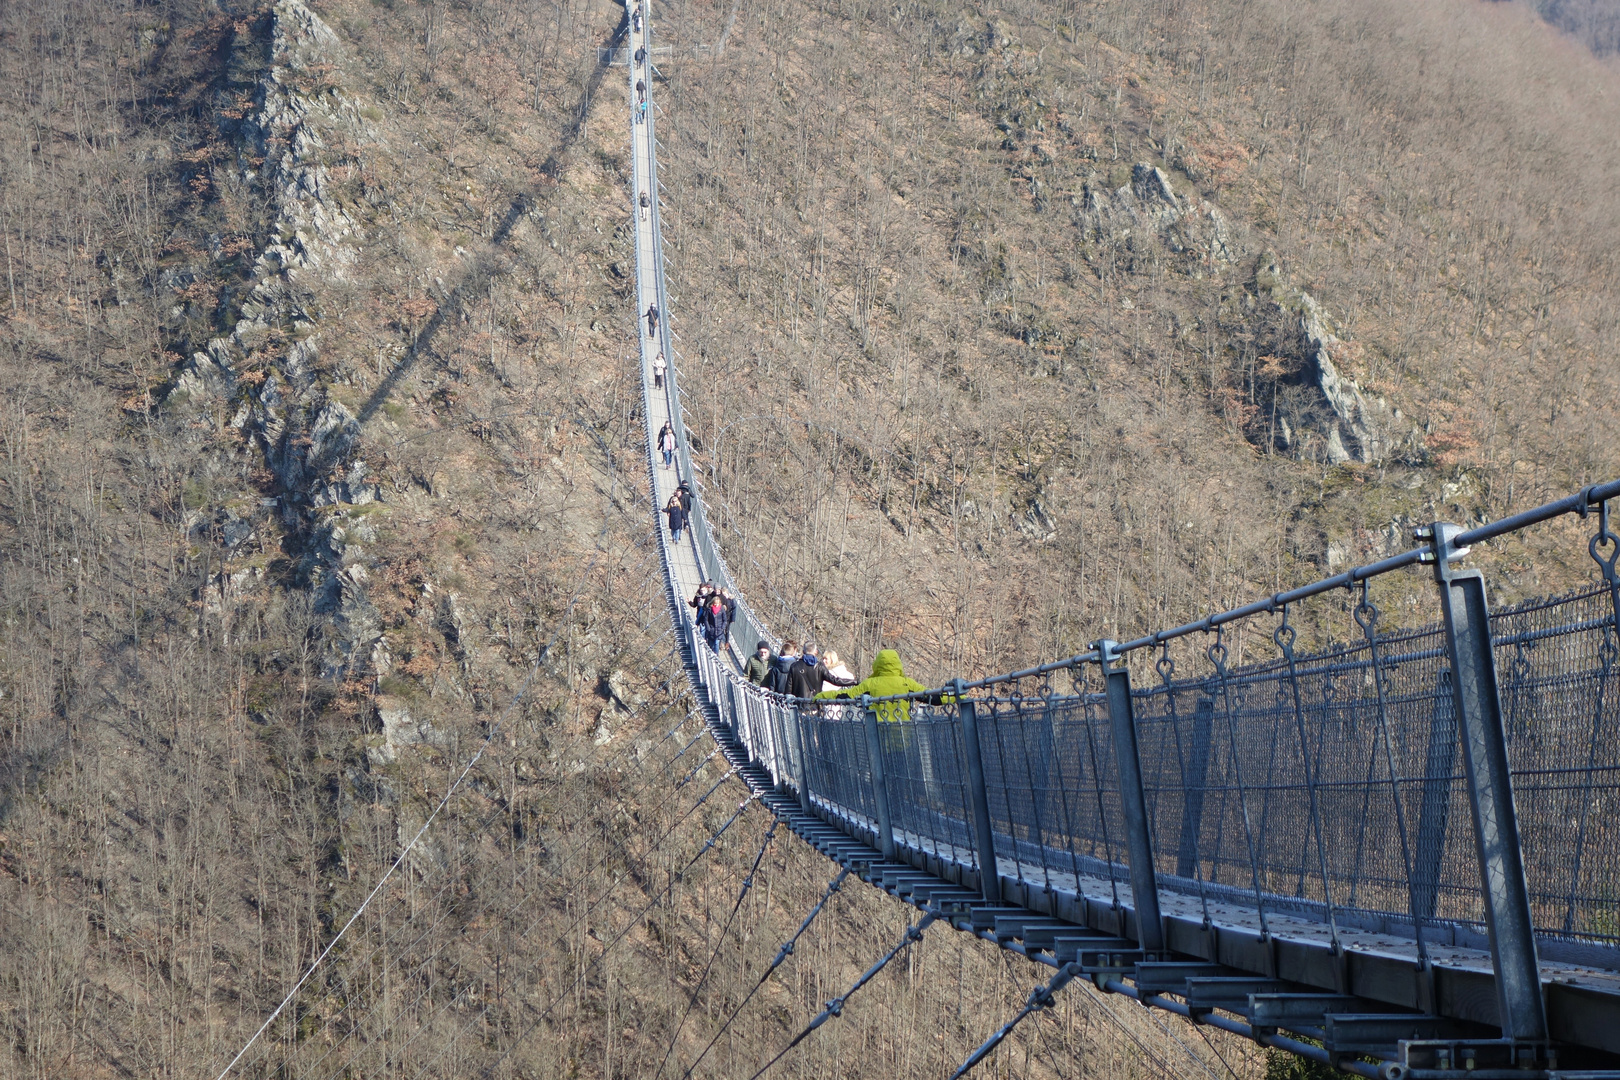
[820,651,857,694]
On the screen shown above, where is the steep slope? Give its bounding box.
[657,0,1620,682]
[0,1,1261,1077]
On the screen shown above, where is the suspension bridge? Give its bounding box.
[626,7,1620,1079]
[209,5,1620,1079]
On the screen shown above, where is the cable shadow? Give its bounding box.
[358,13,630,425]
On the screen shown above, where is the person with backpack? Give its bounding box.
[652,351,666,389]
[665,492,686,542]
[645,303,659,337]
[787,641,857,700]
[743,641,773,684]
[657,421,676,468]
[766,641,799,695]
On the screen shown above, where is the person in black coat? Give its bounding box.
[787,640,856,700]
[665,494,686,541]
[766,641,799,695]
[697,593,731,653]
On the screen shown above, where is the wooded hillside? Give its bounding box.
[0,0,1614,1077]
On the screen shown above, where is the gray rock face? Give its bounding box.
[1078,163,1239,266]
[165,0,386,678]
[1296,293,1395,464]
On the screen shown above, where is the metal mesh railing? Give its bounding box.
[674,489,1620,954]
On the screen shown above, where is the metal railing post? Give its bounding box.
[860,695,895,860]
[956,680,1001,903]
[789,701,813,815]
[1097,641,1165,953]
[1422,522,1548,1044]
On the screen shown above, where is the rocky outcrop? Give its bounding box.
[1293,291,1404,465]
[1078,163,1239,266]
[166,0,385,677]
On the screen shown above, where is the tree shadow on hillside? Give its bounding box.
[358,14,628,425]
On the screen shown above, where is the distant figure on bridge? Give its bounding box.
[718,587,737,623]
[698,593,731,653]
[744,640,773,684]
[816,649,934,722]
[632,8,642,34]
[766,641,799,695]
[665,493,686,542]
[640,190,651,220]
[675,481,692,513]
[635,46,646,67]
[658,421,676,467]
[788,641,857,700]
[652,350,666,388]
[820,650,856,693]
[636,78,646,105]
[645,302,659,337]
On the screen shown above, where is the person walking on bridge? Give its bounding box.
[657,420,676,468]
[698,592,731,653]
[744,641,773,684]
[645,302,659,338]
[652,350,666,389]
[788,641,856,700]
[766,641,799,695]
[820,650,856,693]
[665,492,686,542]
[816,649,936,722]
[640,190,651,220]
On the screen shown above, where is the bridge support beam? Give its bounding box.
[1097,642,1165,954]
[1424,522,1548,1044]
[861,696,896,860]
[956,681,1001,903]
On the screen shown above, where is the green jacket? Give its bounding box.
[815,649,928,723]
[743,652,772,685]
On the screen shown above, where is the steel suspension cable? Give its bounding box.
[678,867,850,1080]
[652,817,780,1080]
[212,554,606,1080]
[295,706,717,1080]
[948,962,1082,1080]
[469,791,766,1080]
[380,767,748,1080]
[744,911,936,1080]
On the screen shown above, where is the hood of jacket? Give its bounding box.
[773,654,798,672]
[870,649,904,678]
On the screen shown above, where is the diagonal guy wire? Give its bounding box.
[653,816,780,1080]
[949,962,1082,1080]
[745,911,937,1080]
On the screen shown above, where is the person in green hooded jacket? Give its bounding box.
[815,649,943,722]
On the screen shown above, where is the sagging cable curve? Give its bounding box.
[745,910,937,1080]
[678,867,850,1080]
[949,962,1082,1080]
